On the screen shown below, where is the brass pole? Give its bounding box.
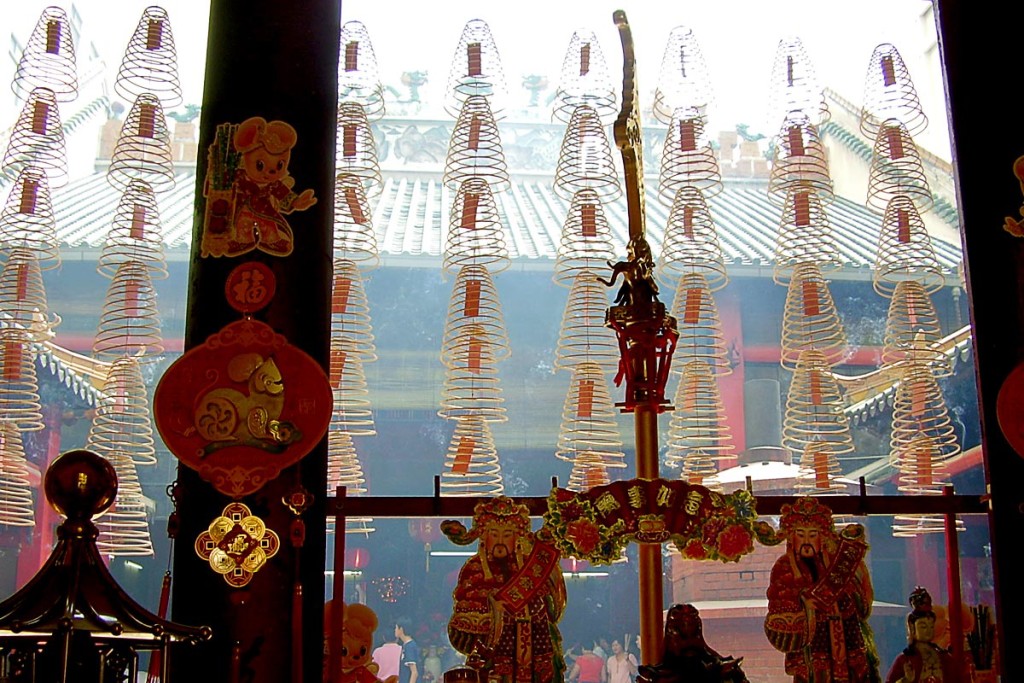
[635,407,663,663]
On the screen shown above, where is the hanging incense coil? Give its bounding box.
[860,43,928,140]
[555,362,626,467]
[873,194,945,295]
[336,102,383,197]
[0,248,59,342]
[2,87,68,188]
[329,338,375,436]
[794,442,845,495]
[652,26,713,124]
[444,19,508,118]
[890,360,960,461]
[553,189,616,287]
[93,261,164,362]
[882,280,951,377]
[440,415,504,496]
[325,430,375,535]
[443,95,510,194]
[766,36,829,127]
[555,270,621,375]
[772,188,841,285]
[783,349,855,459]
[552,29,617,125]
[866,119,933,214]
[0,166,60,269]
[338,20,386,121]
[11,6,78,103]
[438,325,507,422]
[657,109,722,204]
[0,328,43,431]
[678,449,721,491]
[87,356,157,467]
[767,111,833,206]
[665,359,735,466]
[331,259,377,363]
[443,177,510,274]
[441,264,509,366]
[567,459,611,493]
[97,179,169,280]
[892,434,962,537]
[553,104,621,202]
[669,273,731,376]
[93,446,155,557]
[114,6,182,108]
[0,421,35,527]
[333,175,379,267]
[107,93,175,193]
[780,262,847,369]
[658,186,728,291]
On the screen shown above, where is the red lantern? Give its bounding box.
[345,547,369,569]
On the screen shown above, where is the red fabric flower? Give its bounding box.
[701,517,727,546]
[566,519,601,555]
[716,523,754,561]
[680,538,707,560]
[561,502,584,522]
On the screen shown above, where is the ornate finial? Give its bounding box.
[908,586,934,614]
[612,10,646,247]
[43,449,118,521]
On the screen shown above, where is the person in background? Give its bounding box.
[568,644,605,683]
[423,645,442,683]
[605,639,638,683]
[374,633,403,682]
[396,617,420,683]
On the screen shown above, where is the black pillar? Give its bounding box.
[170,2,339,681]
[934,1,1023,678]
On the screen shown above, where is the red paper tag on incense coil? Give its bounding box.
[461,193,480,229]
[802,280,820,316]
[333,277,351,313]
[881,55,896,86]
[679,120,696,152]
[453,436,474,473]
[345,41,359,72]
[146,19,163,50]
[787,126,805,156]
[467,43,482,76]
[887,127,905,160]
[576,379,594,418]
[45,20,61,54]
[344,186,365,223]
[31,101,49,135]
[19,179,38,215]
[463,279,481,317]
[579,43,591,75]
[581,203,597,237]
[897,209,911,243]
[794,192,811,227]
[683,205,695,238]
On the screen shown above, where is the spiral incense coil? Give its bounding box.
[872,194,944,295]
[555,362,626,466]
[890,360,960,461]
[0,248,59,342]
[0,166,60,270]
[553,104,621,202]
[555,270,621,375]
[781,262,847,369]
[860,43,928,140]
[325,430,375,535]
[438,325,507,422]
[0,328,43,431]
[87,356,157,467]
[553,189,616,287]
[107,93,175,193]
[331,259,377,363]
[440,415,504,497]
[657,109,722,204]
[665,360,735,466]
[783,349,855,458]
[552,29,617,125]
[93,261,164,362]
[567,460,611,493]
[678,449,721,491]
[114,6,182,108]
[669,273,731,376]
[441,264,509,366]
[338,20,386,121]
[652,26,713,124]
[2,87,68,188]
[0,421,35,528]
[443,95,510,194]
[336,102,383,197]
[443,19,508,119]
[794,442,845,494]
[333,175,379,268]
[11,6,78,103]
[866,119,933,214]
[892,435,962,537]
[97,179,169,280]
[329,338,375,436]
[772,188,841,285]
[93,442,154,557]
[443,177,510,274]
[658,186,728,291]
[767,111,833,206]
[766,37,829,128]
[882,281,951,377]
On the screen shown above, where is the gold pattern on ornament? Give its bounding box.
[195,501,280,587]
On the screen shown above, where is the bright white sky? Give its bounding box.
[2,1,951,157]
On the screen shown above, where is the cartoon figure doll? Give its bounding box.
[201,116,317,258]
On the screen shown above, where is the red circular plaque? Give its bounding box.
[224,261,276,313]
